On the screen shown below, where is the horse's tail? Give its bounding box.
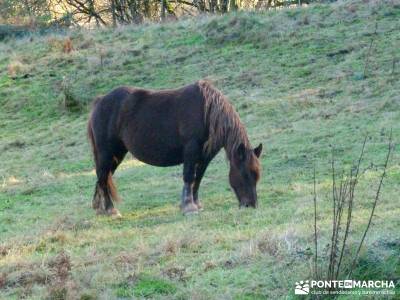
[87,103,98,167]
[107,172,120,202]
[87,97,121,204]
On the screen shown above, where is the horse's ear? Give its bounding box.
[254,143,262,158]
[236,143,246,162]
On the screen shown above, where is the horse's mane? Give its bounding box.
[198,80,250,158]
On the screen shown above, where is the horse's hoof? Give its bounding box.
[95,208,122,218]
[182,203,199,215]
[195,201,203,211]
[185,210,199,216]
[108,208,122,218]
[95,209,105,216]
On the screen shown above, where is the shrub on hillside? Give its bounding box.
[58,76,91,113]
[0,25,30,41]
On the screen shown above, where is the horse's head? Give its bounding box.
[229,143,262,208]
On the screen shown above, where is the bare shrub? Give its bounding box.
[47,36,74,54]
[313,131,394,283]
[47,37,64,51]
[63,37,73,53]
[59,76,89,112]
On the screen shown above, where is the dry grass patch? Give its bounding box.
[7,60,29,78]
[47,36,74,54]
[161,232,204,257]
[162,265,187,281]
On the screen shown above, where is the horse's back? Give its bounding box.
[118,83,205,136]
[122,83,206,166]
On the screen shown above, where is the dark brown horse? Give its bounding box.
[87,80,262,217]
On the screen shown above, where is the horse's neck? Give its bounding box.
[222,121,250,160]
[202,93,250,159]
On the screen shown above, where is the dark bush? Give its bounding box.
[0,25,30,41]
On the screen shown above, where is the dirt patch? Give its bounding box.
[162,266,186,281]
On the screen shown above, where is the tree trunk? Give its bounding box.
[221,0,228,12]
[144,0,150,19]
[161,0,166,20]
[230,0,237,11]
[111,0,117,26]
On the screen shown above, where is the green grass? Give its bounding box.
[1,0,400,298]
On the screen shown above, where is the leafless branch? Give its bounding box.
[313,165,318,280]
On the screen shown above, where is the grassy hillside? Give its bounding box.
[1,0,399,298]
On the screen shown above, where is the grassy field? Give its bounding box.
[1,0,399,298]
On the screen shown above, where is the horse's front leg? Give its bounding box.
[180,140,200,215]
[192,158,211,210]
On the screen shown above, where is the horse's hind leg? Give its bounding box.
[92,151,122,217]
[111,148,127,174]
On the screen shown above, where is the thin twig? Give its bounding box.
[354,135,368,179]
[313,165,318,280]
[328,147,337,280]
[335,169,353,280]
[335,135,367,279]
[333,188,345,277]
[363,20,378,79]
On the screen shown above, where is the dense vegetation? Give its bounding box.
[1,0,329,28]
[0,0,399,298]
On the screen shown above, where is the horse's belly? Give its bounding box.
[131,145,184,167]
[121,103,189,167]
[124,126,184,167]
